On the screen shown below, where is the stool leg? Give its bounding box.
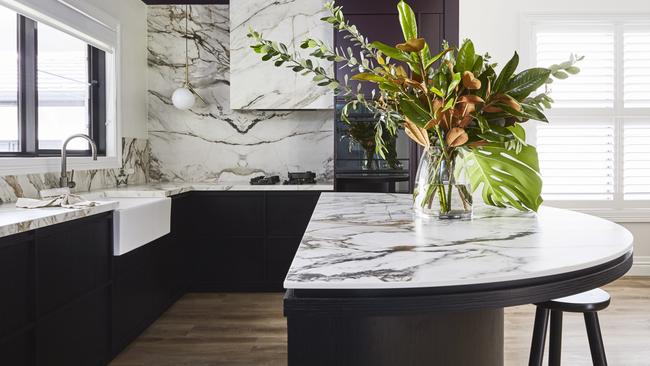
[584,312,608,366]
[529,307,550,366]
[549,310,563,366]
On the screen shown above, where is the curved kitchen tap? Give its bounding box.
[60,134,97,188]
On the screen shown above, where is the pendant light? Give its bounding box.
[172,5,207,110]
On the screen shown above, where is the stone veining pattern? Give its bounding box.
[0,201,118,238]
[230,0,333,109]
[284,193,634,289]
[0,138,151,204]
[147,5,334,183]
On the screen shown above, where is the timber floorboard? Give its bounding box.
[110,277,650,366]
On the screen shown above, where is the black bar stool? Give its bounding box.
[528,288,610,366]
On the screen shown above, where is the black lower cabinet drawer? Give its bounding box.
[36,287,110,366]
[0,331,35,366]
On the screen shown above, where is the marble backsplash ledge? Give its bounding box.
[0,137,151,204]
[147,4,334,183]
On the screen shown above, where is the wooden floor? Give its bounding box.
[110,277,650,366]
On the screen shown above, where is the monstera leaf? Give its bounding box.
[464,144,543,211]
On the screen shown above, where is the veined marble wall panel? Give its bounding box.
[229,0,334,109]
[147,5,334,183]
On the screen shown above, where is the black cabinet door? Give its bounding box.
[36,287,110,366]
[0,330,34,366]
[36,215,111,316]
[0,234,34,339]
[266,192,320,237]
[193,192,265,237]
[266,237,301,287]
[193,237,265,290]
[111,243,154,355]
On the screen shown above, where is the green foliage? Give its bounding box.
[397,0,418,42]
[464,144,543,211]
[247,0,583,212]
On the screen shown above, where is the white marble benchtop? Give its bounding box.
[0,182,332,238]
[0,201,118,239]
[284,193,634,290]
[99,182,334,198]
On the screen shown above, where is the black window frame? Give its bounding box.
[0,12,107,157]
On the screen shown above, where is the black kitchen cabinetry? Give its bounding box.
[111,193,190,357]
[0,190,321,365]
[188,191,320,291]
[0,213,113,366]
[111,191,320,356]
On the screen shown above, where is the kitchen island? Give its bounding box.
[283,193,634,366]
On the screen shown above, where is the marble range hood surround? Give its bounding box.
[229,0,334,110]
[148,5,334,183]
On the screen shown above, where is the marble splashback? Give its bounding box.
[230,0,333,109]
[0,138,151,203]
[147,5,334,183]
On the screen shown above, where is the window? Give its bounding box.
[528,17,650,209]
[0,4,106,157]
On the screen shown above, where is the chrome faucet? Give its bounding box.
[60,134,98,188]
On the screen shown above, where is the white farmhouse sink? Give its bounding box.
[111,197,171,255]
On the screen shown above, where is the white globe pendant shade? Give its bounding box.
[172,87,195,110]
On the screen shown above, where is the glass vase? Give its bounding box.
[413,149,473,219]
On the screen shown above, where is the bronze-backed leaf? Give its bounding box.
[396,38,425,53]
[492,94,522,111]
[404,117,430,147]
[446,127,469,147]
[458,95,485,104]
[423,118,438,130]
[462,71,482,89]
[483,105,503,113]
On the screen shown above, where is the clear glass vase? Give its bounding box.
[413,149,473,219]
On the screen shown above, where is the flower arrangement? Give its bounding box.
[248,0,581,216]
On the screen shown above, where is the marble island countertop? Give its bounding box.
[284,193,634,290]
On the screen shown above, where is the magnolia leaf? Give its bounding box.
[493,52,519,93]
[370,41,412,63]
[464,144,543,211]
[397,0,418,42]
[446,127,469,147]
[456,40,476,73]
[404,118,430,147]
[424,48,454,70]
[447,72,461,96]
[521,103,549,122]
[399,98,432,127]
[507,68,552,100]
[397,38,425,53]
[429,86,444,97]
[462,71,481,89]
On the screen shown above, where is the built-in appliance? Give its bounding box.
[334,102,415,193]
[250,175,280,185]
[284,171,317,185]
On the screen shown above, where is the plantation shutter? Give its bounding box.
[532,21,650,203]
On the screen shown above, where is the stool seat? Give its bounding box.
[529,288,611,366]
[538,288,611,313]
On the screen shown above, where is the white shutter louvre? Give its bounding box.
[537,124,615,201]
[535,29,615,109]
[624,124,650,200]
[624,31,650,108]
